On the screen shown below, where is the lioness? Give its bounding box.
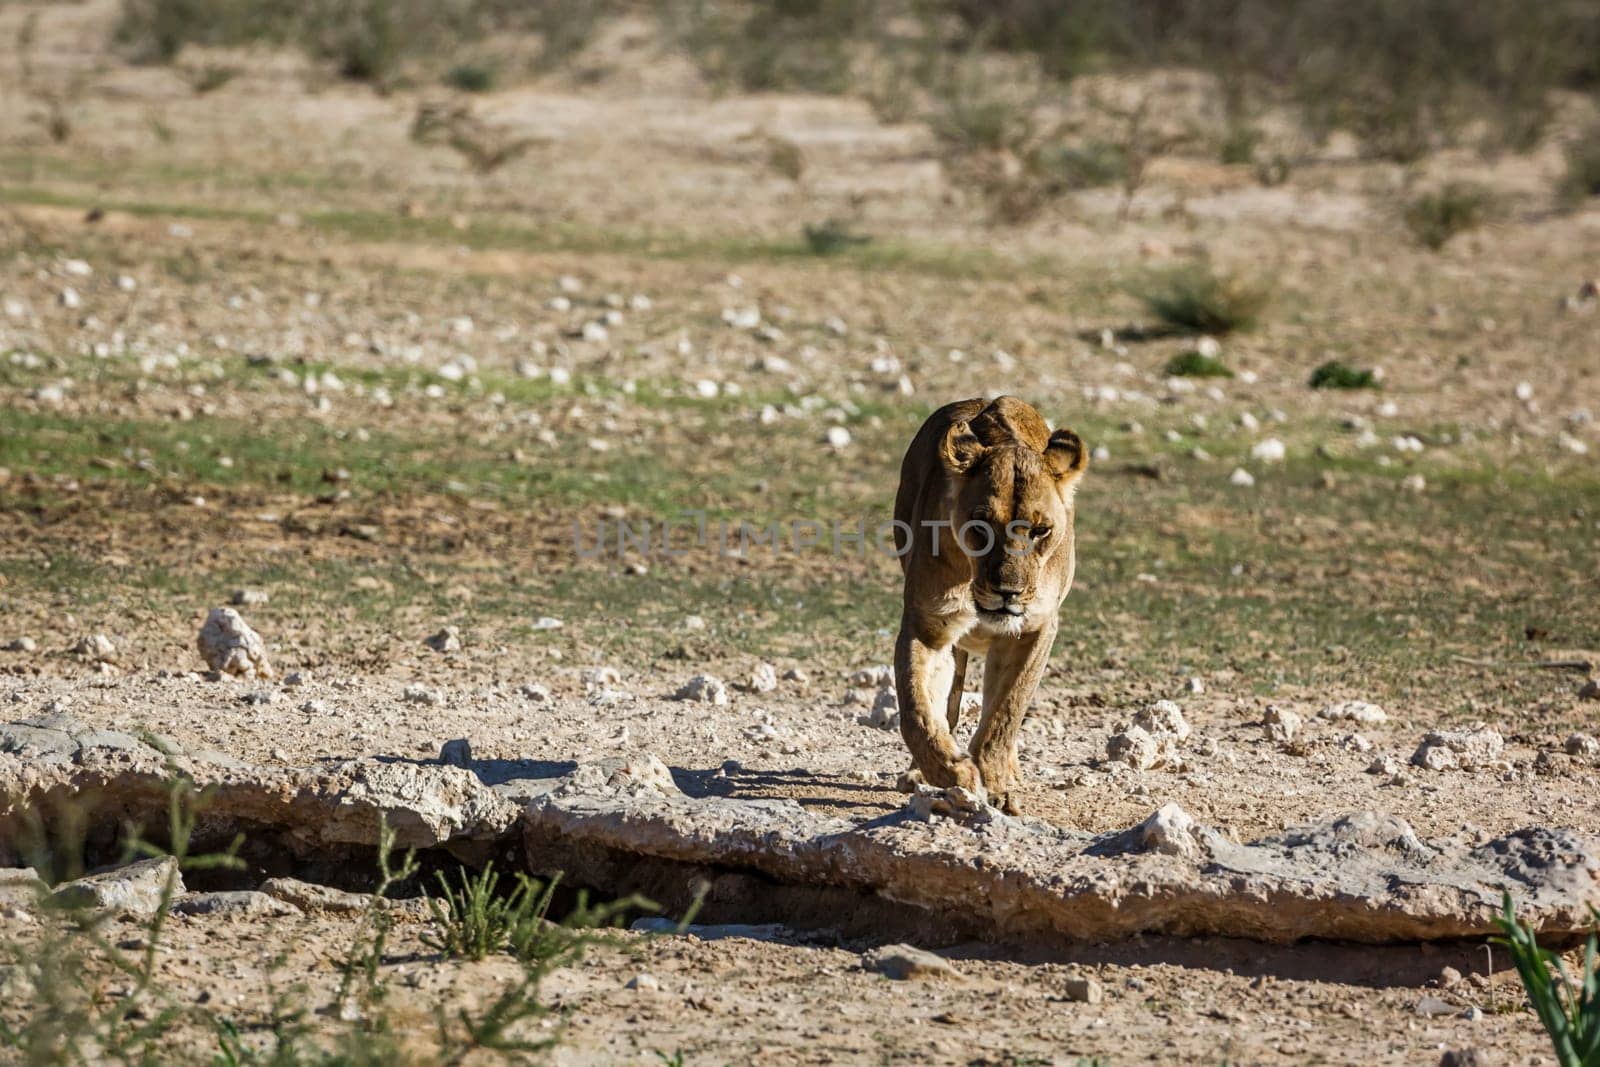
[892,396,1087,814]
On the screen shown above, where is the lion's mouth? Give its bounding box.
[978,604,1026,619]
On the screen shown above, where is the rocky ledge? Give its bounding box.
[2,720,1595,945]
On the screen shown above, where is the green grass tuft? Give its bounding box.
[1493,893,1600,1067]
[1164,350,1234,378]
[802,219,872,256]
[1309,360,1379,390]
[1403,182,1497,250]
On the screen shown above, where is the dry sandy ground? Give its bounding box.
[3,2,1600,1063]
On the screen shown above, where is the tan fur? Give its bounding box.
[892,396,1087,814]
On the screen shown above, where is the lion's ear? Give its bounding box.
[940,419,986,475]
[1044,427,1088,488]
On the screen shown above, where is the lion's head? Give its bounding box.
[938,407,1087,631]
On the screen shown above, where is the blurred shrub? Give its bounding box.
[1165,350,1234,378]
[668,0,873,95]
[114,0,613,84]
[1309,360,1379,389]
[1135,263,1270,335]
[802,219,871,255]
[1403,182,1497,250]
[1560,126,1600,206]
[1219,123,1262,165]
[111,0,1600,167]
[445,61,498,92]
[944,0,1597,160]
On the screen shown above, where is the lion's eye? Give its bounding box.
[1031,525,1052,540]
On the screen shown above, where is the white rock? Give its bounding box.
[747,662,778,693]
[531,616,564,630]
[519,683,551,703]
[1132,803,1202,860]
[1411,723,1503,771]
[402,684,443,706]
[53,858,182,916]
[1320,701,1387,725]
[1195,336,1221,359]
[825,425,852,449]
[1400,474,1427,493]
[850,665,894,687]
[675,674,729,705]
[196,608,273,679]
[1263,704,1302,742]
[865,686,899,729]
[4,637,38,653]
[1250,438,1286,463]
[1228,467,1255,487]
[583,667,621,687]
[1106,725,1181,771]
[862,943,963,981]
[424,626,462,653]
[1413,744,1460,771]
[1134,700,1190,742]
[1563,733,1598,758]
[1341,733,1374,753]
[1366,754,1404,776]
[60,287,81,309]
[72,634,118,663]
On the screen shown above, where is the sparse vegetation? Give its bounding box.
[1135,263,1271,336]
[1403,182,1497,250]
[443,60,498,93]
[0,784,653,1064]
[1560,126,1600,206]
[1309,360,1380,390]
[424,862,560,962]
[1494,894,1600,1067]
[803,219,871,256]
[409,100,544,174]
[1165,351,1234,378]
[180,63,239,94]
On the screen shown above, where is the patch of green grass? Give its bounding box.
[1164,350,1233,378]
[0,182,1064,282]
[1309,360,1380,390]
[1494,894,1599,1067]
[1133,263,1270,336]
[1404,182,1497,251]
[425,863,565,961]
[802,219,872,256]
[443,60,498,92]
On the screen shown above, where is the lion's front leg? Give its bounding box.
[894,620,983,794]
[970,625,1054,813]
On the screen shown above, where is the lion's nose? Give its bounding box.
[996,585,1025,603]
